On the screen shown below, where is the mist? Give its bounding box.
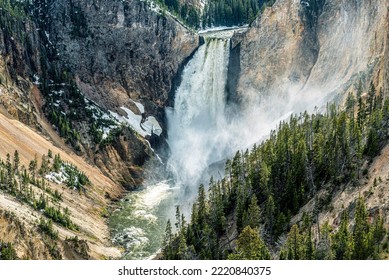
[111,28,342,259]
[164,29,335,213]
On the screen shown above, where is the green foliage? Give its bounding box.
[279,215,315,260]
[0,0,28,45]
[331,211,353,259]
[154,0,275,29]
[0,151,79,231]
[352,196,371,259]
[0,240,18,260]
[44,205,78,230]
[162,88,389,260]
[62,162,91,191]
[244,195,261,230]
[227,226,271,260]
[279,199,387,260]
[45,83,84,148]
[38,218,59,240]
[44,152,90,192]
[153,0,200,29]
[203,0,274,27]
[0,0,26,18]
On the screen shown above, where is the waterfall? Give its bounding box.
[166,30,234,191]
[110,28,324,259]
[110,28,285,260]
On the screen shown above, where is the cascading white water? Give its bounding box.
[166,30,234,190]
[110,28,326,259]
[110,30,239,260]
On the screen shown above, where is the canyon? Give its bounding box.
[0,0,388,259]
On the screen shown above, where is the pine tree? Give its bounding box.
[196,184,207,228]
[13,150,20,174]
[176,231,189,260]
[369,215,385,257]
[331,211,353,259]
[280,224,304,260]
[0,241,18,260]
[175,206,181,230]
[28,154,38,181]
[39,154,49,175]
[227,226,271,260]
[53,153,62,172]
[264,194,275,240]
[5,153,12,187]
[245,195,260,230]
[352,196,370,259]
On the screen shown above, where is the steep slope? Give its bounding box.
[0,0,200,189]
[0,112,124,259]
[48,0,199,126]
[161,0,389,260]
[235,0,388,108]
[0,3,42,127]
[25,0,201,187]
[0,0,201,259]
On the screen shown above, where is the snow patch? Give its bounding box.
[33,74,41,85]
[110,106,162,137]
[130,99,145,114]
[45,170,67,185]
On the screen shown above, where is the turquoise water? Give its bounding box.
[109,181,176,259]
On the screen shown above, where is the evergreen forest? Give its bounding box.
[154,0,275,29]
[202,0,275,27]
[162,83,389,260]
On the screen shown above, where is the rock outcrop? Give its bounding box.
[234,0,388,109]
[0,6,42,126]
[49,0,199,125]
[28,0,199,188]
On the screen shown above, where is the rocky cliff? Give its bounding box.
[0,0,200,189]
[0,0,200,259]
[234,0,388,109]
[48,0,199,125]
[34,0,201,186]
[0,5,42,126]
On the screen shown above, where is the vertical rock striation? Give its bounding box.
[48,0,199,121]
[235,0,389,104]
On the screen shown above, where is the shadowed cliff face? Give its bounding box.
[48,0,199,122]
[33,0,200,188]
[0,8,42,126]
[236,0,388,111]
[1,1,200,189]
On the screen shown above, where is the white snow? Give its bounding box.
[130,99,145,114]
[52,90,64,96]
[110,106,162,137]
[44,31,53,45]
[102,125,117,140]
[45,164,79,185]
[139,0,162,14]
[110,107,144,136]
[141,116,163,136]
[45,170,67,185]
[301,1,310,7]
[33,74,41,85]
